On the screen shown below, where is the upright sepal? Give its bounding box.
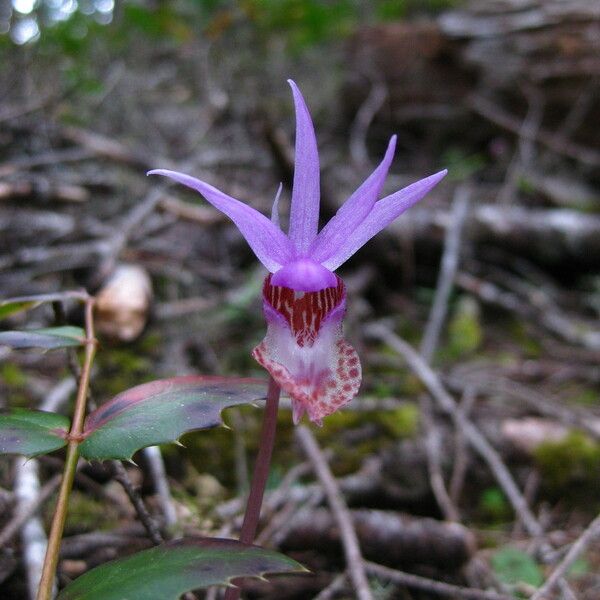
[288,80,321,254]
[321,169,448,271]
[310,136,397,264]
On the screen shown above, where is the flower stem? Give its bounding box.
[223,376,281,600]
[36,297,96,600]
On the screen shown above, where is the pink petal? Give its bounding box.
[321,169,448,271]
[310,136,396,264]
[287,80,321,255]
[252,275,361,424]
[147,169,294,273]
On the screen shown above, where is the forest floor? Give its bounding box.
[1,2,600,599]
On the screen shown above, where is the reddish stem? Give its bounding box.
[223,376,280,600]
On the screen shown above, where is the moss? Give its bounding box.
[441,295,483,361]
[371,381,395,399]
[316,410,363,435]
[2,362,31,407]
[94,332,159,399]
[182,425,243,490]
[46,490,120,534]
[1,363,27,387]
[375,404,419,438]
[534,432,600,490]
[478,487,512,524]
[509,321,543,358]
[569,389,598,406]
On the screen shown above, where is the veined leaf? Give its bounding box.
[0,409,69,457]
[0,326,86,349]
[491,547,543,587]
[79,376,266,460]
[57,537,305,600]
[0,292,87,320]
[0,300,40,321]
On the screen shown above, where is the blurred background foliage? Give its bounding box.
[2,0,460,51]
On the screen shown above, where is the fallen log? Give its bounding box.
[388,204,600,268]
[346,0,600,161]
[279,508,475,570]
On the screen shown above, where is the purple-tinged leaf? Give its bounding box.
[57,537,305,600]
[0,409,69,457]
[0,326,86,350]
[147,169,293,272]
[321,169,448,271]
[79,376,267,460]
[288,80,321,254]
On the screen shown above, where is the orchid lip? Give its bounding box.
[271,259,337,292]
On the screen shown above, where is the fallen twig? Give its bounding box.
[109,461,163,546]
[0,474,62,549]
[280,508,475,569]
[143,446,177,529]
[14,459,54,600]
[366,323,544,538]
[420,184,471,362]
[456,272,600,352]
[467,93,600,168]
[365,561,515,600]
[419,185,470,522]
[312,572,348,600]
[349,79,388,168]
[296,425,373,600]
[531,513,600,600]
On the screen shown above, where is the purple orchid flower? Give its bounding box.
[148,80,446,425]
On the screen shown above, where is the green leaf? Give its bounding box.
[57,538,305,600]
[0,409,69,457]
[79,377,266,460]
[0,292,86,320]
[491,547,543,587]
[0,300,39,321]
[568,557,590,576]
[0,326,86,349]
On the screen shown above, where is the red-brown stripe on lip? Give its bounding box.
[263,274,345,347]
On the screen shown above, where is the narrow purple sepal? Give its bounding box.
[271,183,283,227]
[310,135,397,264]
[321,169,448,271]
[287,80,321,255]
[271,258,337,291]
[147,169,294,273]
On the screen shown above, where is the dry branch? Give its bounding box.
[348,0,600,162]
[296,426,373,600]
[389,204,600,266]
[280,508,475,570]
[366,323,544,538]
[365,562,514,600]
[531,513,600,600]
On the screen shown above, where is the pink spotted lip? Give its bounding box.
[252,275,361,425]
